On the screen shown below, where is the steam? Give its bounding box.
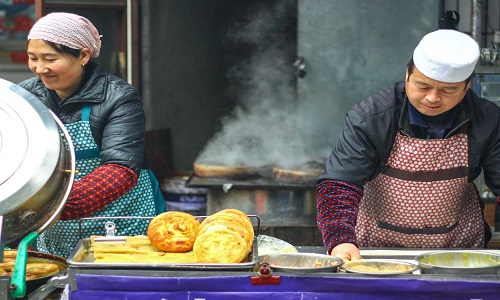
[196,1,330,169]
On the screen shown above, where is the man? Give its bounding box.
[317,29,500,262]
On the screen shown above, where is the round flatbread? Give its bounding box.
[199,209,254,251]
[272,160,324,183]
[193,224,248,263]
[193,162,254,178]
[217,209,254,235]
[147,211,200,252]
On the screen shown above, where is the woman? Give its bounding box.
[18,12,165,257]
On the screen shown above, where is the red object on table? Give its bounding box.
[251,263,281,285]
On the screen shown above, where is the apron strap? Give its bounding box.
[147,169,166,214]
[75,104,100,160]
[81,105,91,122]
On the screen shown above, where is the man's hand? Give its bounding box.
[330,243,361,262]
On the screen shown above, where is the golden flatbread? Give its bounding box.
[147,211,200,252]
[193,224,248,263]
[199,210,254,252]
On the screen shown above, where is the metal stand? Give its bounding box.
[0,277,11,300]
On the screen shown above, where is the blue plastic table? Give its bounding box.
[68,269,500,300]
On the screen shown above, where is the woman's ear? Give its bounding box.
[80,48,91,65]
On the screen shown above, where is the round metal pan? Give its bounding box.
[26,251,68,295]
[259,252,343,274]
[415,250,500,275]
[340,259,419,275]
[4,248,68,297]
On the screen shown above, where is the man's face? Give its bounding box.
[405,67,470,116]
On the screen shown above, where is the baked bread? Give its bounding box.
[199,209,254,251]
[217,209,254,236]
[213,210,253,244]
[272,167,323,183]
[273,160,324,183]
[193,224,248,263]
[193,162,269,179]
[193,162,249,177]
[199,216,252,252]
[147,211,200,252]
[1,250,61,280]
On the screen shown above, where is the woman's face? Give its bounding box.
[27,39,89,100]
[405,67,470,116]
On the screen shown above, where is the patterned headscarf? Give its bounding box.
[28,12,102,58]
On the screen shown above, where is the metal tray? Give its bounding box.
[66,236,259,272]
[259,252,343,273]
[66,215,261,272]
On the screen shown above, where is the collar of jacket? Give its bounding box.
[398,83,472,138]
[60,61,108,105]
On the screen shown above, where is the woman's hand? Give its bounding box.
[331,243,361,262]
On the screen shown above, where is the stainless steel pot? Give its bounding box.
[0,78,75,246]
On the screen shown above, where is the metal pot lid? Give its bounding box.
[0,78,61,215]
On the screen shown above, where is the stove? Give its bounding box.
[186,175,321,246]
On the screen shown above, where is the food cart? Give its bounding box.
[64,246,500,300]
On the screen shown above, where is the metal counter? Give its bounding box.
[67,247,500,299]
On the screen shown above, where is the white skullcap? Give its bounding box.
[28,12,101,58]
[413,29,479,83]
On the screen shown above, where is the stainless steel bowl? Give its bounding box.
[341,259,419,275]
[416,250,500,275]
[259,253,343,273]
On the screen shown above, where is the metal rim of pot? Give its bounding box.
[0,79,75,245]
[10,113,75,298]
[0,78,76,298]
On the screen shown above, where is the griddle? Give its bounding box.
[186,174,316,190]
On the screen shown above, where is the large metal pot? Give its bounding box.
[0,78,75,246]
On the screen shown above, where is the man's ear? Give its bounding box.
[465,80,472,90]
